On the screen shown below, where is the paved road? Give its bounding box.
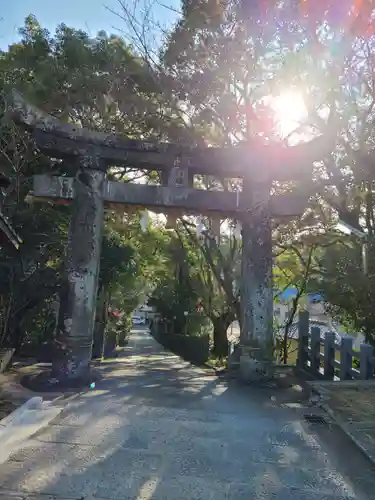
[0,328,375,499]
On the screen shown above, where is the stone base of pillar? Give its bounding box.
[239,345,274,383]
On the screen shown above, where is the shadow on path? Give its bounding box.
[0,328,374,499]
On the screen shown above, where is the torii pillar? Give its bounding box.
[239,181,274,381]
[52,158,105,384]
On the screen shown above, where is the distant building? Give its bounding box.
[274,288,355,341]
[274,292,327,325]
[132,304,156,321]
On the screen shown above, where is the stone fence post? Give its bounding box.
[340,337,353,380]
[323,332,335,380]
[310,326,321,377]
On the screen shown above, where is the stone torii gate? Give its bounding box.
[11,93,330,386]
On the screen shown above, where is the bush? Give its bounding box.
[117,314,132,346]
[103,313,132,357]
[353,357,360,370]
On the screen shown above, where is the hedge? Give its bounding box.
[150,320,209,365]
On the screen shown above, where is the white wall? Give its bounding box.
[274,300,330,326]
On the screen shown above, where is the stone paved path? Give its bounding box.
[0,329,375,499]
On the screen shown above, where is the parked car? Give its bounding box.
[132,316,146,325]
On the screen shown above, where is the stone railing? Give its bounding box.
[297,311,375,380]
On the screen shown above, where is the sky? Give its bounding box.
[0,0,180,49]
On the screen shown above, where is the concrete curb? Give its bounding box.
[319,401,375,467]
[0,395,64,465]
[307,383,375,467]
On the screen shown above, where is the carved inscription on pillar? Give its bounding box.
[168,167,188,188]
[240,182,273,353]
[67,171,103,271]
[169,167,186,187]
[68,196,96,270]
[166,157,194,188]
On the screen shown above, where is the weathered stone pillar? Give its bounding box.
[240,182,274,381]
[52,163,105,383]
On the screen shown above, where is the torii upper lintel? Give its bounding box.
[9,91,333,181]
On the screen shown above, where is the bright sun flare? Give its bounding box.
[272,91,307,138]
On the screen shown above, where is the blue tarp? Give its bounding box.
[276,287,323,303]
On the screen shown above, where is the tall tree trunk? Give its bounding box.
[92,284,109,358]
[282,298,298,364]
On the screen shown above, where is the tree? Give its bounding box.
[317,237,375,344]
[274,243,317,363]
[93,213,166,355]
[177,219,240,357]
[276,4,375,343]
[110,0,345,362]
[3,4,375,364]
[0,16,169,351]
[149,231,209,335]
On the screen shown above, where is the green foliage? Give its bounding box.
[148,232,211,336]
[317,238,375,344]
[1,15,170,138]
[2,3,375,361]
[100,229,136,291]
[0,17,169,350]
